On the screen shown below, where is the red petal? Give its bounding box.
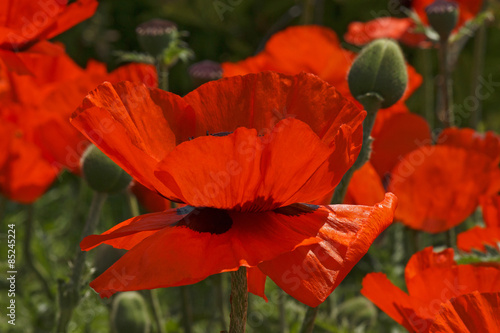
[154,119,356,210]
[185,71,365,149]
[371,112,431,179]
[258,193,397,307]
[457,226,500,252]
[247,267,268,301]
[344,162,385,206]
[345,17,428,47]
[404,247,455,282]
[389,145,500,233]
[71,81,195,194]
[131,182,171,213]
[361,273,416,332]
[80,207,191,251]
[481,195,500,228]
[429,292,500,333]
[44,0,98,40]
[88,206,324,297]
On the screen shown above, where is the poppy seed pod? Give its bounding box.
[136,19,178,57]
[81,145,132,193]
[348,39,408,109]
[425,0,459,40]
[110,292,151,333]
[188,60,223,87]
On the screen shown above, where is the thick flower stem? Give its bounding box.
[56,192,107,333]
[299,306,318,333]
[437,40,454,128]
[331,94,382,204]
[23,204,54,301]
[229,266,248,333]
[126,190,166,333]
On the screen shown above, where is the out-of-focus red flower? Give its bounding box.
[73,72,398,307]
[0,51,157,203]
[362,247,500,332]
[388,128,500,233]
[222,25,422,110]
[345,17,429,47]
[0,0,98,73]
[458,195,500,252]
[345,0,483,47]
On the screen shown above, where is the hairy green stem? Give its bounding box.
[56,192,107,333]
[331,95,382,204]
[229,267,248,333]
[299,306,318,333]
[157,62,169,91]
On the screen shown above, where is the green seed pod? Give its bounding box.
[348,39,408,109]
[81,145,132,193]
[110,292,151,333]
[425,0,459,40]
[136,19,178,57]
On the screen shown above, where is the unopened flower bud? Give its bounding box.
[111,292,151,333]
[348,39,408,109]
[81,145,132,193]
[188,60,223,87]
[425,0,459,40]
[136,19,178,57]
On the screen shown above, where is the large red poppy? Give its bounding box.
[0,51,156,203]
[0,0,98,73]
[457,195,500,252]
[345,0,483,47]
[388,128,500,233]
[362,247,500,332]
[221,25,422,109]
[72,72,398,306]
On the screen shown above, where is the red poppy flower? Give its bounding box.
[0,51,156,202]
[362,247,500,332]
[0,0,98,73]
[457,195,500,252]
[221,25,422,110]
[388,128,500,233]
[345,0,483,47]
[345,17,429,47]
[72,72,398,306]
[131,182,171,213]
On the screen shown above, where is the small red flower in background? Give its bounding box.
[458,195,500,252]
[0,0,98,73]
[388,128,500,233]
[0,51,156,203]
[362,247,500,332]
[345,0,483,47]
[72,72,398,307]
[221,25,422,112]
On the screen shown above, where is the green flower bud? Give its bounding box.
[136,19,178,57]
[81,145,132,193]
[425,0,459,40]
[348,39,408,109]
[111,292,151,333]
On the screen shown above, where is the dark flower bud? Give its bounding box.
[188,60,223,87]
[81,145,132,193]
[348,39,408,109]
[110,292,151,333]
[425,0,459,40]
[136,19,178,57]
